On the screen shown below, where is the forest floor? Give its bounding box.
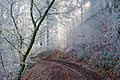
[22,51,109,80]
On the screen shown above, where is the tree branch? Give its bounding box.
[30,0,36,28]
[10,2,23,49]
[37,0,55,28]
[4,37,22,54]
[33,3,41,17]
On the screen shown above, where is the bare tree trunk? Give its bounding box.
[16,0,55,79]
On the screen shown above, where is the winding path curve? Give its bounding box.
[42,58,103,80]
[23,58,104,80]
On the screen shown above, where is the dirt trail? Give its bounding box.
[42,58,103,80]
[23,58,104,80]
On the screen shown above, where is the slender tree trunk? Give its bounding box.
[46,16,49,51]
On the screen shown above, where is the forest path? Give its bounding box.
[41,58,103,80]
[23,58,104,80]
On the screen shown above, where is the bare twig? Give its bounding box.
[4,37,22,54]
